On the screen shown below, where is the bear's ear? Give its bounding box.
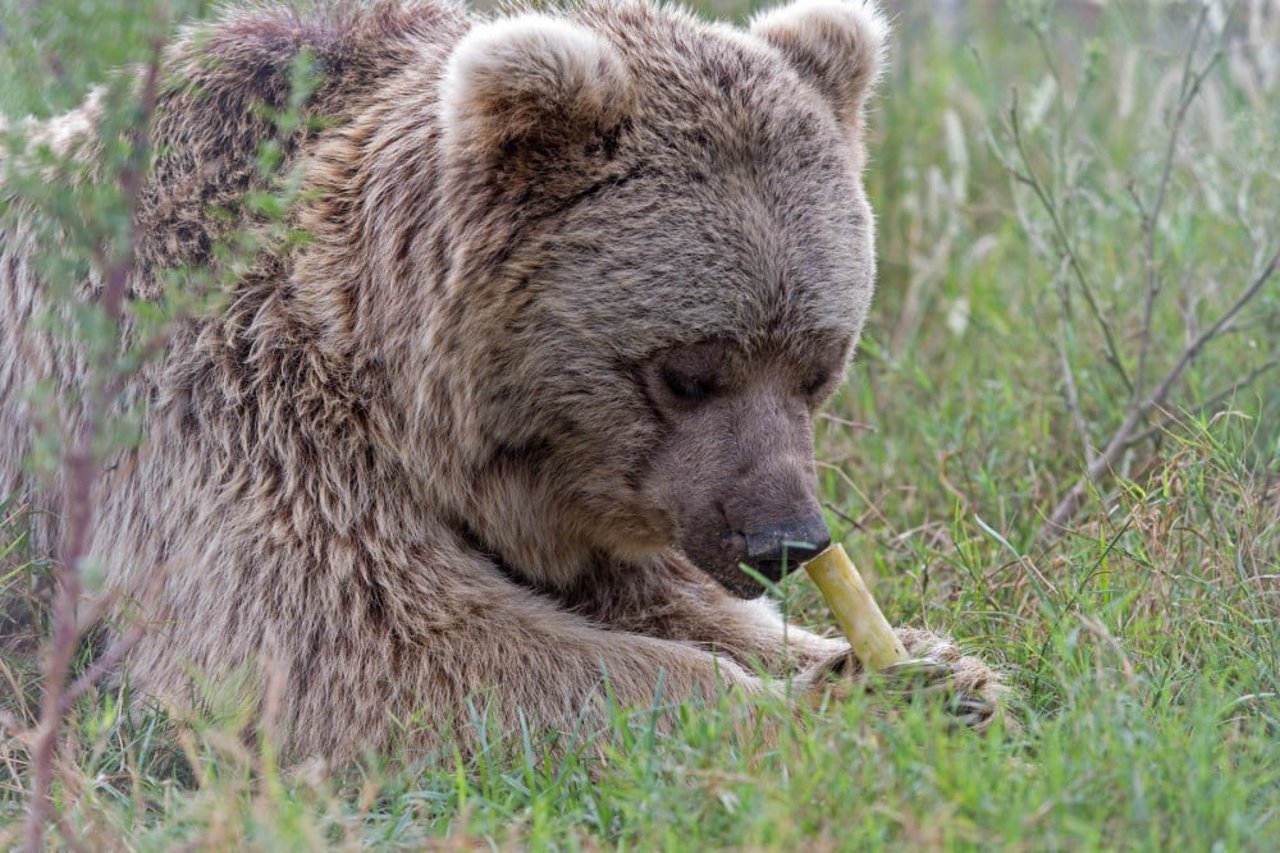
[439,16,632,158]
[750,0,889,132]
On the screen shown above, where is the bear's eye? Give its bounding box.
[661,368,715,404]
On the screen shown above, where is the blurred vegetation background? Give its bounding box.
[2,0,1278,848]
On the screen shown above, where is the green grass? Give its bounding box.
[3,1,1280,849]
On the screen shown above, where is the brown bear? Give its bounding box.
[0,0,1001,762]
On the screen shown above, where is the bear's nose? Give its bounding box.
[743,514,832,582]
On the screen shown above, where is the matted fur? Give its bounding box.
[0,0,1000,761]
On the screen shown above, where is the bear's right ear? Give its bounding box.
[750,0,889,133]
[439,16,632,162]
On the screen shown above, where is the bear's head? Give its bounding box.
[432,0,888,597]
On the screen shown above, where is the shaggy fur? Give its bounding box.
[0,0,1001,761]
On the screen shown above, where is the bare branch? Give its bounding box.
[56,625,143,718]
[22,47,162,853]
[57,565,167,717]
[817,413,876,431]
[1038,248,1280,544]
[1146,249,1278,412]
[1133,8,1219,404]
[1029,6,1269,548]
[1056,322,1097,468]
[1126,359,1279,449]
[1009,91,1135,395]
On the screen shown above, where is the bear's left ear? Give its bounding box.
[750,0,889,132]
[439,15,633,162]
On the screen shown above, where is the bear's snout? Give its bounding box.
[743,514,832,580]
[712,508,830,596]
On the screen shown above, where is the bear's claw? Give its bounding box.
[806,639,1006,732]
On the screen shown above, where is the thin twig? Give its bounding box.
[816,460,899,538]
[57,625,144,718]
[1038,249,1280,544]
[1133,8,1218,405]
[1009,91,1135,395]
[1147,250,1278,410]
[1030,8,1269,546]
[974,514,1059,601]
[22,50,161,853]
[1126,359,1278,449]
[1056,316,1097,467]
[57,566,167,716]
[936,450,974,514]
[816,412,876,431]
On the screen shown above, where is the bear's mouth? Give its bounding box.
[716,557,790,599]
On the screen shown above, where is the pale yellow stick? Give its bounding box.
[804,544,908,671]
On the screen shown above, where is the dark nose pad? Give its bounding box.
[743,514,832,582]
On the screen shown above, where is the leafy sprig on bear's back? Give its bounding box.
[0,5,325,846]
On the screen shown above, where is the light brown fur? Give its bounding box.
[0,0,1001,762]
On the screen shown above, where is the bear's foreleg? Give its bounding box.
[558,555,847,674]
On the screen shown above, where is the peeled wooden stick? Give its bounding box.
[804,544,908,671]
